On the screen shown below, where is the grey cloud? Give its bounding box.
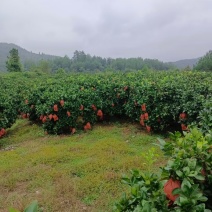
[0,0,212,61]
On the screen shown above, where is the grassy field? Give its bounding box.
[0,119,166,212]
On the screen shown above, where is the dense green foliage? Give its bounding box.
[197,98,212,134]
[195,51,212,71]
[0,90,17,137]
[0,70,211,136]
[0,72,46,136]
[6,48,22,72]
[10,70,212,135]
[115,129,212,211]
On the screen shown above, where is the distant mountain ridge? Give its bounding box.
[0,43,59,71]
[170,58,200,69]
[0,42,201,71]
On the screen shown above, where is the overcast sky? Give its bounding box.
[0,0,212,61]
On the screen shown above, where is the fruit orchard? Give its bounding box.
[0,70,212,211]
[0,70,211,136]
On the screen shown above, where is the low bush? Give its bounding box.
[114,128,212,211]
[19,71,212,134]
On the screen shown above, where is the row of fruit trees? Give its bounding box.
[0,70,211,136]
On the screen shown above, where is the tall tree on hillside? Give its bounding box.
[195,50,212,71]
[6,48,22,72]
[38,60,51,73]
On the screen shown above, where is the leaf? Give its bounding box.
[157,138,166,147]
[169,131,181,141]
[188,171,197,177]
[131,186,138,196]
[187,159,197,170]
[179,196,189,205]
[198,196,208,202]
[197,141,203,150]
[194,174,205,181]
[183,166,190,176]
[172,188,181,195]
[24,201,38,212]
[176,170,183,177]
[193,203,207,211]
[121,177,131,185]
[181,178,191,189]
[9,208,20,212]
[142,201,151,212]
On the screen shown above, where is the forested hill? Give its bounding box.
[170,58,200,69]
[0,43,59,71]
[0,42,199,72]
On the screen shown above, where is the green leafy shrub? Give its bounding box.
[0,72,49,138]
[115,171,169,211]
[19,71,212,134]
[114,128,212,211]
[198,98,212,134]
[0,92,17,137]
[0,71,211,135]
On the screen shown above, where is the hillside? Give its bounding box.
[170,57,200,69]
[0,43,174,72]
[0,43,202,72]
[0,43,59,71]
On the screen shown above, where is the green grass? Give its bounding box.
[0,120,166,212]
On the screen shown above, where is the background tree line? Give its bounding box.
[23,50,174,73]
[6,48,212,73]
